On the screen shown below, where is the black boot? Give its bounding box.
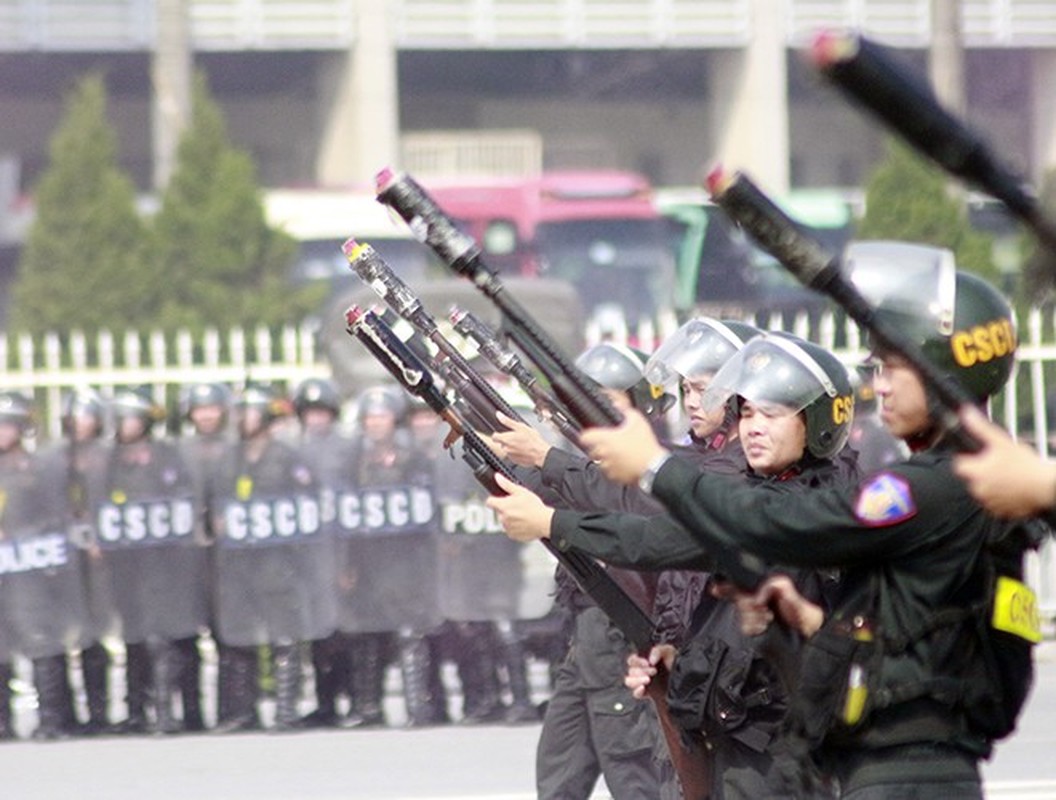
[397,632,438,728]
[149,641,182,735]
[0,661,13,741]
[425,635,450,725]
[121,642,151,734]
[213,645,261,734]
[346,633,386,728]
[175,636,204,732]
[270,644,303,732]
[31,654,71,740]
[80,643,111,735]
[302,635,341,728]
[496,621,540,724]
[455,623,506,725]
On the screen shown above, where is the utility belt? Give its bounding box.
[793,572,1038,755]
[667,621,786,751]
[828,741,981,794]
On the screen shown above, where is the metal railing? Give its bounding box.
[5,0,1056,52]
[0,323,329,439]
[393,0,752,48]
[400,129,544,178]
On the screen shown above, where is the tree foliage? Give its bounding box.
[1021,166,1056,301]
[150,72,322,333]
[10,71,323,343]
[11,74,150,337]
[856,139,997,285]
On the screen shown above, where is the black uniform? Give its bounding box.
[178,426,234,731]
[433,438,541,726]
[1,441,93,739]
[608,444,1010,797]
[34,435,113,737]
[548,448,850,799]
[211,435,329,732]
[337,424,445,728]
[91,433,202,734]
[294,424,360,728]
[527,444,679,800]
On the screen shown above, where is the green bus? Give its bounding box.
[655,186,857,320]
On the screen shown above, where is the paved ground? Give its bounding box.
[2,648,1055,799]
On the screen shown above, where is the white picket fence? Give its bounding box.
[0,323,330,441]
[4,305,1056,615]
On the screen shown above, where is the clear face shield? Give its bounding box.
[645,319,751,388]
[701,335,838,418]
[843,241,958,344]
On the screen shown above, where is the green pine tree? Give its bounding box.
[10,74,150,337]
[857,139,997,284]
[150,72,320,334]
[1021,166,1056,301]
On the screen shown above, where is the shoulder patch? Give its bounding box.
[854,472,917,527]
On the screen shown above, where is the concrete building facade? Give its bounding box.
[0,0,1053,208]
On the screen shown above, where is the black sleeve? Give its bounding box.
[652,569,710,646]
[651,451,982,569]
[540,447,666,514]
[550,507,719,571]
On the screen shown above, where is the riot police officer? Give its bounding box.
[621,333,855,799]
[35,388,114,737]
[290,377,354,728]
[420,396,540,727]
[342,385,445,728]
[210,384,331,733]
[177,381,235,732]
[489,335,853,797]
[570,243,1028,798]
[0,391,94,740]
[91,386,202,734]
[490,342,670,799]
[0,392,35,740]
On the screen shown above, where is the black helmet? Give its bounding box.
[61,387,105,436]
[111,386,165,429]
[293,378,342,418]
[576,342,647,391]
[0,391,34,432]
[235,383,290,419]
[844,241,1016,402]
[356,385,408,423]
[575,342,674,417]
[703,332,854,460]
[645,318,761,388]
[181,382,231,419]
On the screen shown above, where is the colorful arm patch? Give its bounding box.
[853,472,917,527]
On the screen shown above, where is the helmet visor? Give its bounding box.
[702,335,837,416]
[645,319,749,387]
[844,241,957,339]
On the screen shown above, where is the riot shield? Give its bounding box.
[433,446,555,622]
[0,448,94,658]
[0,522,93,659]
[212,490,337,647]
[90,494,210,642]
[330,483,443,634]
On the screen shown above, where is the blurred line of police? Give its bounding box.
[0,376,566,741]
